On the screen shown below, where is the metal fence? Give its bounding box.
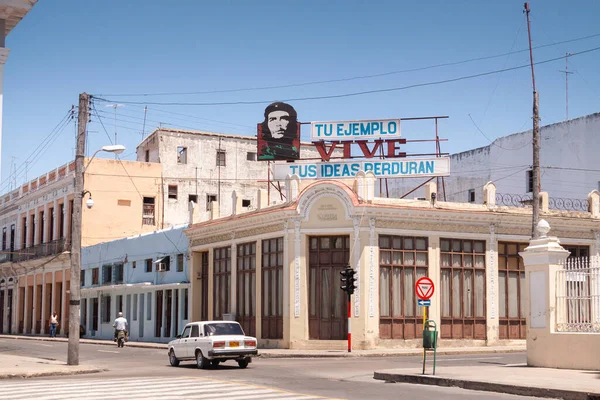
[495,193,589,212]
[555,256,600,333]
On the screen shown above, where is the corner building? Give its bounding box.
[186,177,600,349]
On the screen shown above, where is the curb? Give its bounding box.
[257,348,526,358]
[1,335,526,358]
[0,368,108,380]
[373,372,600,400]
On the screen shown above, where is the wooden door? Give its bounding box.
[308,236,349,340]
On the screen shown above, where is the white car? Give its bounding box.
[168,321,258,369]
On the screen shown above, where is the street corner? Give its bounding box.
[0,354,107,380]
[372,369,599,400]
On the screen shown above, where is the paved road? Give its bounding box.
[0,338,537,400]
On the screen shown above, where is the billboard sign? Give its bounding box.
[257,102,301,161]
[311,119,401,141]
[272,157,450,180]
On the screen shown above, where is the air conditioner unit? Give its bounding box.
[157,263,167,272]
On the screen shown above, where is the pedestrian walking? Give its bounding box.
[49,312,59,338]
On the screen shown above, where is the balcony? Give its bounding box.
[5,238,71,264]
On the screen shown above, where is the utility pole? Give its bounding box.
[524,2,541,238]
[559,53,573,121]
[68,92,88,365]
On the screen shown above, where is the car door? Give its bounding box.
[188,324,201,356]
[177,326,191,358]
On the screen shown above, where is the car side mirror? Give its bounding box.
[176,334,181,339]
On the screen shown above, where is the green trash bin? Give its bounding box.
[422,321,438,349]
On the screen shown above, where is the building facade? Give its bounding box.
[80,225,189,343]
[384,112,600,206]
[0,158,164,334]
[136,128,325,226]
[185,176,600,349]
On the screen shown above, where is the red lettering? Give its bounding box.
[356,140,383,158]
[314,141,339,162]
[386,139,407,158]
[343,142,352,158]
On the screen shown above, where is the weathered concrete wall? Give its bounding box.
[382,113,600,203]
[137,128,324,226]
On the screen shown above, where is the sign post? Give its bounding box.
[416,276,436,375]
[416,276,434,329]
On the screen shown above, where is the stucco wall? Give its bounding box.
[527,332,600,370]
[81,225,190,343]
[137,128,325,227]
[382,113,600,203]
[82,158,163,246]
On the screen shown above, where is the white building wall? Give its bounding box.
[382,112,600,203]
[137,129,324,226]
[81,225,190,343]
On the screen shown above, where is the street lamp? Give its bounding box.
[68,93,126,366]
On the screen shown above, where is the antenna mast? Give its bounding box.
[559,53,573,121]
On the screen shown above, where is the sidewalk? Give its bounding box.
[0,334,525,358]
[374,364,600,400]
[0,354,106,379]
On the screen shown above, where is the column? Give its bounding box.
[62,196,69,243]
[11,281,18,334]
[519,220,569,369]
[255,240,262,340]
[23,275,28,333]
[162,290,167,338]
[427,235,441,334]
[62,196,71,242]
[52,199,59,242]
[171,289,176,337]
[486,223,499,344]
[25,212,31,248]
[51,271,55,316]
[43,203,49,243]
[2,285,7,333]
[40,270,46,335]
[230,241,237,318]
[15,213,22,251]
[31,273,37,334]
[60,268,66,336]
[33,211,38,246]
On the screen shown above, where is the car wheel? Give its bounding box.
[195,350,208,369]
[237,359,249,369]
[169,349,180,367]
[210,360,220,368]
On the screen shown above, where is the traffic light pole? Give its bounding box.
[340,265,356,353]
[347,293,352,353]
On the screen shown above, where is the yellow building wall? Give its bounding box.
[81,158,163,247]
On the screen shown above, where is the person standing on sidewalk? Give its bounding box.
[49,312,59,338]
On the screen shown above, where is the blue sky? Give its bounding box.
[2,0,599,192]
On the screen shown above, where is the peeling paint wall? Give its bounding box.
[137,129,323,226]
[381,113,600,202]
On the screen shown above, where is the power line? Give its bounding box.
[468,114,532,151]
[0,110,74,195]
[93,47,600,107]
[96,32,600,98]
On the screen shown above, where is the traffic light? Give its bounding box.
[340,266,357,295]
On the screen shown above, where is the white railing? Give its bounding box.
[556,256,600,333]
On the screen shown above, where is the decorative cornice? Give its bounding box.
[376,219,490,234]
[190,233,232,248]
[235,224,284,240]
[296,183,355,221]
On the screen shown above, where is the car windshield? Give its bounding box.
[205,323,245,336]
